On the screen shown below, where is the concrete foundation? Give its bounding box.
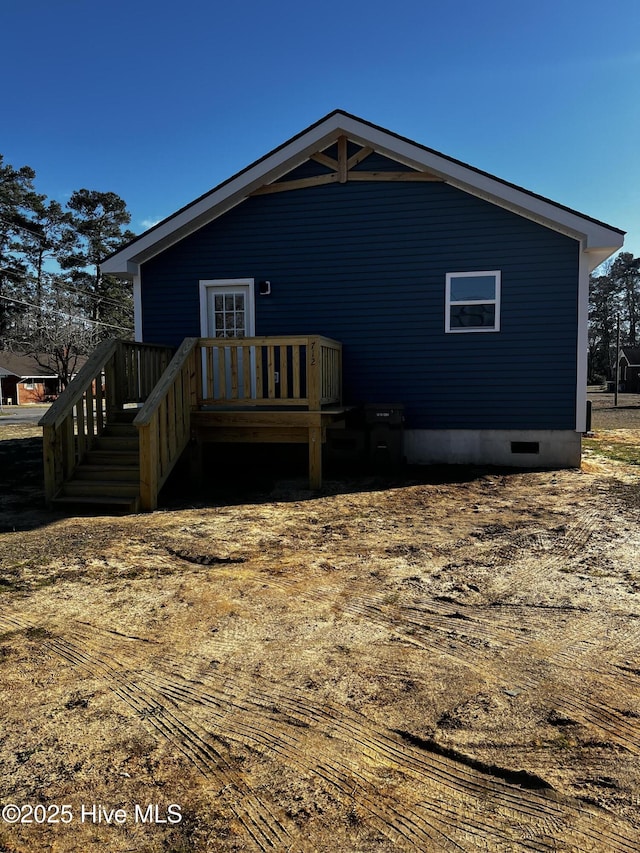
[405,429,581,468]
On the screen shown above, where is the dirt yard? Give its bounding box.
[1,394,640,851]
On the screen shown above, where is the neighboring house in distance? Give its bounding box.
[618,347,640,392]
[0,352,59,405]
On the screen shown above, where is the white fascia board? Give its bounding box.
[101,116,347,276]
[101,111,624,276]
[335,115,624,256]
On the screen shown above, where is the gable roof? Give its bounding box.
[0,352,58,379]
[620,346,640,365]
[102,109,625,277]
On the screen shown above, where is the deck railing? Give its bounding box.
[39,340,174,504]
[39,334,342,510]
[134,338,199,511]
[108,340,174,407]
[197,335,342,409]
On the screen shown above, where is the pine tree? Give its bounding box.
[58,189,135,337]
[0,155,40,346]
[589,252,640,382]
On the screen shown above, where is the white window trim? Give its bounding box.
[445,270,501,333]
[199,278,256,338]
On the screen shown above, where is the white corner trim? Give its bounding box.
[133,273,143,341]
[575,246,589,432]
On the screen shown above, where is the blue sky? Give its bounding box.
[3,0,639,260]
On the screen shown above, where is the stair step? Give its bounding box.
[62,480,140,498]
[74,465,139,482]
[92,436,139,451]
[51,494,140,514]
[84,450,139,466]
[111,408,140,424]
[102,423,138,437]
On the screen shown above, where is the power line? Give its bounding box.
[0,294,133,333]
[0,267,132,310]
[48,278,133,310]
[0,214,46,240]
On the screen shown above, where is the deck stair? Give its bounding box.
[40,335,344,513]
[50,409,141,513]
[39,340,175,514]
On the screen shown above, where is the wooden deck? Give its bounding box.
[39,335,344,512]
[191,405,348,495]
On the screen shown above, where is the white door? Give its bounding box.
[201,280,255,339]
[199,279,256,400]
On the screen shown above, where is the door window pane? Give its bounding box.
[211,290,246,338]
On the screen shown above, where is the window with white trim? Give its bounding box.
[445,271,501,333]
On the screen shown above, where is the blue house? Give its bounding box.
[42,111,624,511]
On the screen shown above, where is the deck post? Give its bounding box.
[42,424,59,505]
[139,418,159,511]
[104,354,117,421]
[62,415,75,478]
[307,337,321,410]
[308,425,322,489]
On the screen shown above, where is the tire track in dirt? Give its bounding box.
[396,600,640,752]
[477,506,602,600]
[0,613,293,852]
[121,652,640,851]
[248,569,640,753]
[2,613,476,850]
[228,502,640,755]
[2,612,638,852]
[470,505,640,748]
[2,619,469,851]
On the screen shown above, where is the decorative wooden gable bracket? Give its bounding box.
[251,135,443,196]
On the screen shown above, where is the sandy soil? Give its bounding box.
[1,398,640,851]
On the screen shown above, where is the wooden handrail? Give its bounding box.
[198,335,341,347]
[38,339,117,429]
[135,338,199,510]
[40,338,175,506]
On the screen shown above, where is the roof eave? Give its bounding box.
[102,114,349,277]
[339,116,623,262]
[100,110,624,277]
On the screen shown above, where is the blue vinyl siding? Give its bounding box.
[351,150,416,172]
[274,159,330,181]
[141,179,580,430]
